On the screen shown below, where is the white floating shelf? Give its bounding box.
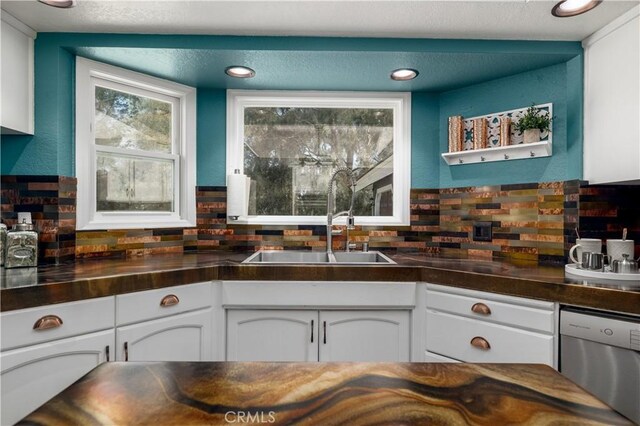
[441,140,552,166]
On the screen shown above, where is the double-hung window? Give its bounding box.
[227,90,411,226]
[76,57,196,230]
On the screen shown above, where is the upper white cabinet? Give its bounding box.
[583,6,640,184]
[1,11,35,135]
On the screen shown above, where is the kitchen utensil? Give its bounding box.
[569,238,602,264]
[607,239,635,262]
[623,228,628,241]
[611,254,639,274]
[581,252,610,271]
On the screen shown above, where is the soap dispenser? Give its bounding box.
[5,218,38,268]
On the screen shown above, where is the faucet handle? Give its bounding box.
[347,216,355,229]
[331,229,343,236]
[362,242,369,252]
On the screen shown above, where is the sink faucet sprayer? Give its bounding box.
[326,167,357,255]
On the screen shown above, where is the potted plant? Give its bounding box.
[514,105,552,143]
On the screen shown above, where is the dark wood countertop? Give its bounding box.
[18,361,632,425]
[1,252,639,314]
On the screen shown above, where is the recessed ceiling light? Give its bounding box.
[37,0,77,8]
[551,0,601,17]
[225,66,256,79]
[390,68,419,81]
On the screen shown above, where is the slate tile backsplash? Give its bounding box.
[2,175,638,265]
[1,175,77,264]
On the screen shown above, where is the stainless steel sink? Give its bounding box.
[242,251,331,264]
[332,251,395,264]
[242,250,395,265]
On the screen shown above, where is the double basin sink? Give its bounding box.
[242,250,395,265]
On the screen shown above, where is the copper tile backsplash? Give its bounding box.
[2,176,638,265]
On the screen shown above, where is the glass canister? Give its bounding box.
[0,222,7,267]
[5,219,38,268]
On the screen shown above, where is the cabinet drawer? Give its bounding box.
[116,282,212,326]
[426,310,554,366]
[1,297,115,351]
[426,287,554,334]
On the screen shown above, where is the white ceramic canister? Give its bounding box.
[606,239,635,262]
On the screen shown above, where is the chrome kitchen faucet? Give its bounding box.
[326,167,357,256]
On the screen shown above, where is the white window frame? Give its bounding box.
[227,90,411,226]
[75,57,196,230]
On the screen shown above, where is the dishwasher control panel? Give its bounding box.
[560,309,640,350]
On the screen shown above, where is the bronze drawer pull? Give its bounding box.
[160,294,179,307]
[471,302,491,315]
[33,315,63,331]
[470,336,491,350]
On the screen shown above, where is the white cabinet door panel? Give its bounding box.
[424,350,460,363]
[426,310,553,366]
[116,282,212,326]
[1,296,115,351]
[227,310,318,362]
[116,308,212,362]
[426,289,554,333]
[0,330,113,426]
[319,310,410,362]
[0,12,34,135]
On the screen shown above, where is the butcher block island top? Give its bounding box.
[19,362,631,425]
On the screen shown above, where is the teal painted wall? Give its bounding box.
[411,92,440,188]
[1,39,75,176]
[438,58,583,188]
[197,89,226,185]
[0,33,583,188]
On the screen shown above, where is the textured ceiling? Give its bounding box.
[2,0,638,41]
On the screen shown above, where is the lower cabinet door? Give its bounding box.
[0,329,113,425]
[227,310,318,362]
[116,308,212,362]
[424,350,460,363]
[319,310,410,362]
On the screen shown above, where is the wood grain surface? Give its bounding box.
[19,362,632,425]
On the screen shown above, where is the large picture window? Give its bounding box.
[76,58,196,230]
[227,91,411,225]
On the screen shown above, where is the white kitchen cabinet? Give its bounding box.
[425,284,557,367]
[115,282,214,362]
[583,6,640,184]
[319,310,410,362]
[0,330,113,425]
[226,309,410,362]
[227,310,317,362]
[116,309,212,361]
[0,297,116,425]
[1,11,35,135]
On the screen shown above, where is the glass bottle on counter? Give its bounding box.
[0,222,7,267]
[5,219,38,268]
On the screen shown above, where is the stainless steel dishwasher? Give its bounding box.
[560,307,640,424]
